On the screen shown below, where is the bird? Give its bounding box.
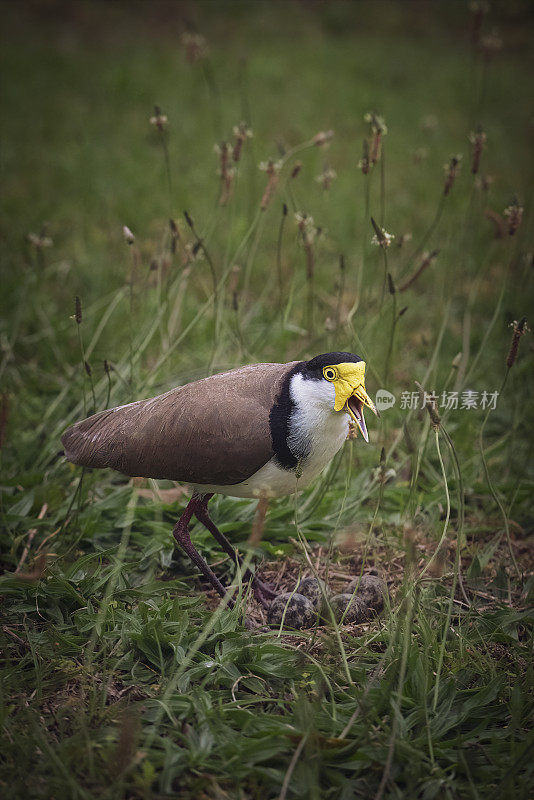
[62,351,377,610]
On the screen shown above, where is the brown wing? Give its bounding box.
[61,362,298,485]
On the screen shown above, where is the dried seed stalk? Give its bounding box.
[506,316,528,369]
[399,250,439,292]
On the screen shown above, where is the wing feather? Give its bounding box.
[62,362,297,485]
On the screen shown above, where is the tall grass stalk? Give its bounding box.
[380,144,386,226]
[370,216,392,308]
[150,107,172,207]
[401,194,446,276]
[277,203,288,322]
[387,297,451,464]
[74,297,87,416]
[383,273,397,387]
[202,59,223,140]
[183,210,218,307]
[349,164,372,321]
[479,369,520,577]
[335,254,345,329]
[421,430,451,580]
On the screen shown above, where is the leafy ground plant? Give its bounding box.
[1,2,533,798]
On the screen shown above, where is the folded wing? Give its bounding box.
[62,362,296,485]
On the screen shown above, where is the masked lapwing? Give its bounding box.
[62,352,377,609]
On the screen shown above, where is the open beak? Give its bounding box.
[331,361,378,443]
[345,386,378,443]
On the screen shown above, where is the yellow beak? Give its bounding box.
[331,362,378,442]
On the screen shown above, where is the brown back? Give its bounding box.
[62,362,298,485]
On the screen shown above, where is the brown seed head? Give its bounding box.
[74,296,82,325]
[295,212,316,279]
[169,218,182,254]
[399,250,439,293]
[364,111,387,136]
[364,112,387,164]
[370,132,381,164]
[228,264,240,295]
[181,32,208,64]
[506,316,529,369]
[415,381,441,431]
[469,126,486,174]
[259,159,282,210]
[149,106,168,131]
[451,352,462,369]
[291,161,303,180]
[122,225,135,245]
[232,122,252,162]
[443,155,462,196]
[215,141,232,176]
[312,130,334,147]
[370,217,395,249]
[503,197,523,236]
[358,139,370,175]
[315,166,336,190]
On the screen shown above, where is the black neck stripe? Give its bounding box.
[269,363,302,470]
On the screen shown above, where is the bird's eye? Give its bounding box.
[323,367,337,381]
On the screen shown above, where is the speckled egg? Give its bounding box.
[267,592,317,630]
[295,577,330,610]
[346,574,386,613]
[328,593,368,624]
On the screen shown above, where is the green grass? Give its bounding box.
[1,2,533,798]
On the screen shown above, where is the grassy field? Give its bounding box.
[1,1,533,798]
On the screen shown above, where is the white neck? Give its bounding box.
[287,373,349,463]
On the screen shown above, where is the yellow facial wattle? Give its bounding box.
[322,361,378,441]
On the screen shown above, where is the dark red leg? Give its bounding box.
[172,494,234,607]
[193,494,276,608]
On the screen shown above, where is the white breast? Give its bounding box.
[192,373,349,499]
